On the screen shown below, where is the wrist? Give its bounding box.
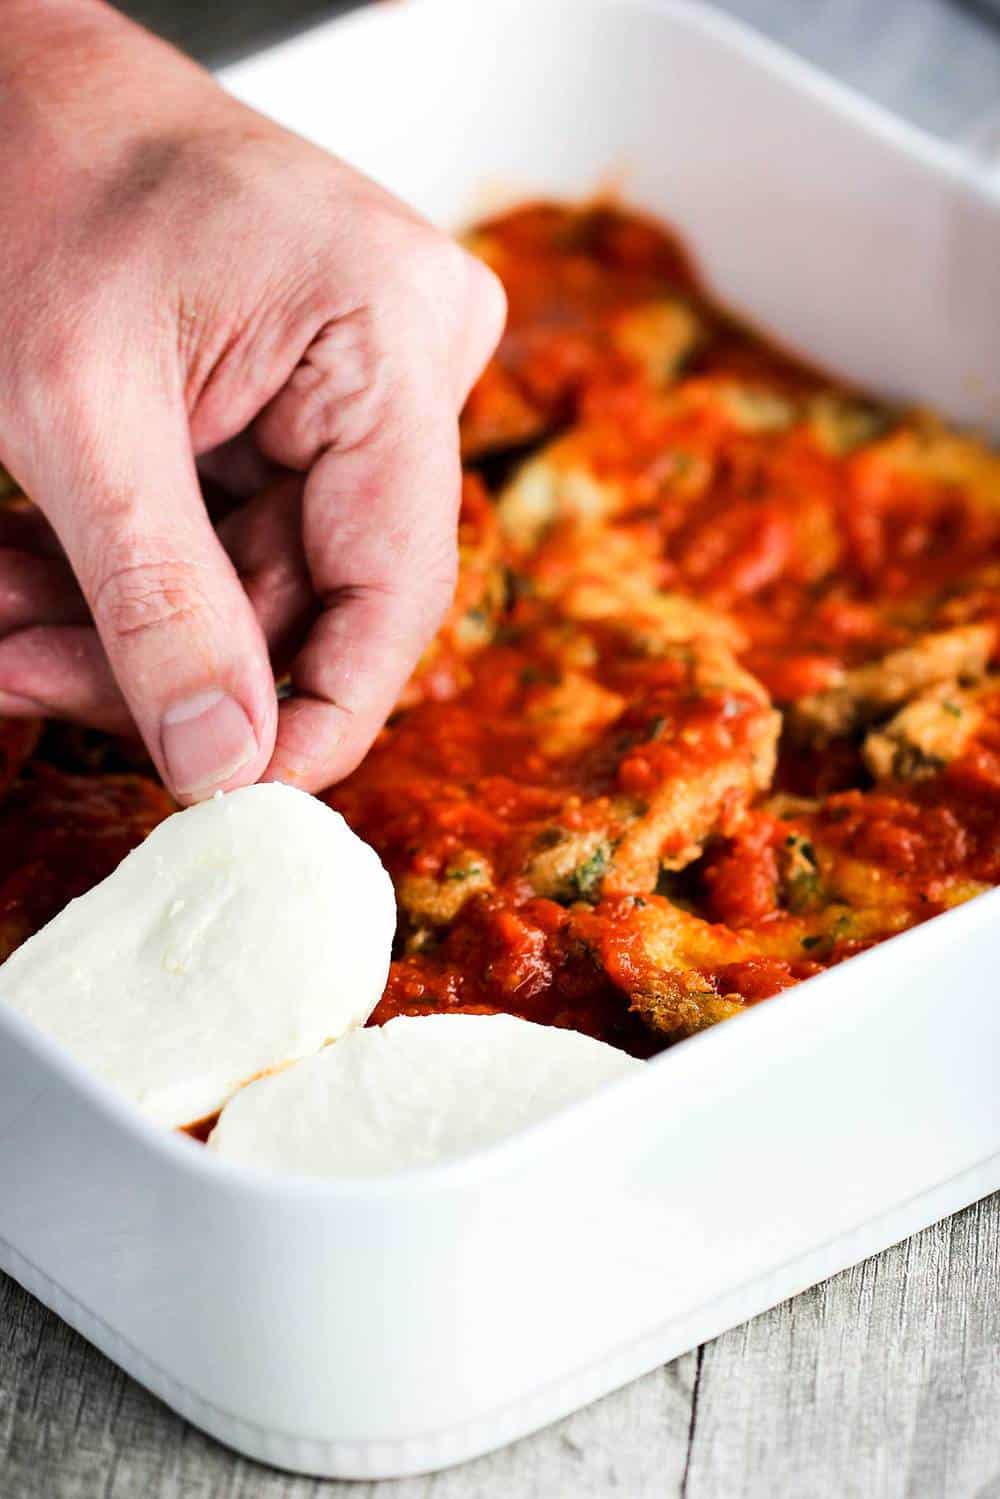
[0,0,223,190]
[1,1,211,145]
[2,2,125,89]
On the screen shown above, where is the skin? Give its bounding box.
[0,0,505,800]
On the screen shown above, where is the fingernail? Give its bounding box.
[160,689,258,799]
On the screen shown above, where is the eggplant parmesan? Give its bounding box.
[3,202,999,1058]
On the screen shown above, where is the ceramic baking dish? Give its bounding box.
[1,0,999,1479]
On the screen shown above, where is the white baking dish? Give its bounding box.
[2,0,999,1479]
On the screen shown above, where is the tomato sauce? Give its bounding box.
[2,201,999,1053]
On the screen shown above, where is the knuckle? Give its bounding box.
[426,229,475,288]
[276,308,389,460]
[412,231,470,308]
[91,551,211,645]
[379,223,466,317]
[376,229,505,380]
[464,255,508,348]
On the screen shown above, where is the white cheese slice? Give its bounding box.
[207,1013,643,1176]
[0,783,395,1130]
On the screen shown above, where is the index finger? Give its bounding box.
[264,387,462,790]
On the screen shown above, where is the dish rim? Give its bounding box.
[219,0,1000,214]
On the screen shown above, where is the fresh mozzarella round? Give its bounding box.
[0,783,395,1130]
[207,1013,643,1176]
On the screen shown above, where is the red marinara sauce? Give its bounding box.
[2,201,999,1056]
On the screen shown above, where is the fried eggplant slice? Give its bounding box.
[574,895,752,1038]
[862,680,995,782]
[330,621,779,933]
[790,624,995,742]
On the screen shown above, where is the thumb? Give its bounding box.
[29,390,278,802]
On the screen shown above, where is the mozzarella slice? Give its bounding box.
[207,1013,643,1176]
[0,783,395,1129]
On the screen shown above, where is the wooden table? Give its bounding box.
[3,3,999,1494]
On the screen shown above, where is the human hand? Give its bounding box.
[0,0,504,800]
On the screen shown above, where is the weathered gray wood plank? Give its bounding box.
[2,1194,997,1497]
[685,1193,1000,1499]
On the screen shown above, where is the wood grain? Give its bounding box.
[686,1194,1000,1499]
[2,1194,997,1497]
